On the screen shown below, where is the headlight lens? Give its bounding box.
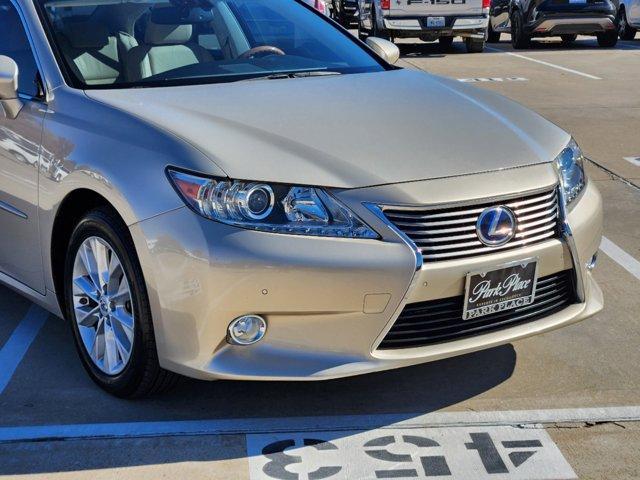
[168,169,379,239]
[556,139,586,206]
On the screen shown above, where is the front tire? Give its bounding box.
[466,37,486,53]
[439,36,455,50]
[597,29,618,47]
[618,8,637,40]
[510,9,531,49]
[487,22,501,43]
[64,207,178,398]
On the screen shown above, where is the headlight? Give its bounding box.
[167,169,379,239]
[555,139,586,207]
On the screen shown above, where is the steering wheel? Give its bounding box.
[239,45,286,59]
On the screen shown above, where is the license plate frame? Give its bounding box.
[462,258,539,321]
[426,16,446,28]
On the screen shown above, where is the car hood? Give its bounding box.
[85,69,569,189]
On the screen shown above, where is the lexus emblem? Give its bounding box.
[476,206,517,246]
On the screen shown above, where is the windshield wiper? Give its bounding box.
[242,70,342,82]
[290,70,342,78]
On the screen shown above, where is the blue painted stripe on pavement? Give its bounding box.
[0,305,49,395]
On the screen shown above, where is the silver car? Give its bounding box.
[0,0,602,397]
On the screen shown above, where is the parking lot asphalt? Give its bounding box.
[398,36,640,186]
[1,35,639,480]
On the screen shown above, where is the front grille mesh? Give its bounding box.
[378,270,575,350]
[382,188,560,262]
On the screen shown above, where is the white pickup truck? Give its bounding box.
[357,0,490,53]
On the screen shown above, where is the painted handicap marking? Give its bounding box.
[247,426,576,480]
[457,78,528,83]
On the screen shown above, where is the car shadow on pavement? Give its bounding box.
[179,342,516,417]
[0,293,517,475]
[398,42,454,58]
[0,434,249,476]
[1,312,517,425]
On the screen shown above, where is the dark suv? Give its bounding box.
[488,0,618,48]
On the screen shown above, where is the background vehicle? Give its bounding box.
[488,0,619,48]
[618,0,639,39]
[358,0,490,53]
[331,0,359,26]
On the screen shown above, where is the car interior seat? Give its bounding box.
[58,21,137,85]
[124,18,214,82]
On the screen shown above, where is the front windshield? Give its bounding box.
[37,0,386,89]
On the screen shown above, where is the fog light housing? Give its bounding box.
[228,315,266,345]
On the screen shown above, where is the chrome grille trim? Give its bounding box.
[381,188,561,262]
[377,270,575,350]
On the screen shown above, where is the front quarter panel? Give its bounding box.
[39,87,227,293]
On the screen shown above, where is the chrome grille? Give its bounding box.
[382,188,560,262]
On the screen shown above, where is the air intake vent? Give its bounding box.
[378,270,575,350]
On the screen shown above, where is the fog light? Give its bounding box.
[587,253,598,271]
[228,315,266,345]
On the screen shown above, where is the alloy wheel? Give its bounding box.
[72,236,135,376]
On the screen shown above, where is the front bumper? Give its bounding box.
[383,16,488,38]
[131,164,603,381]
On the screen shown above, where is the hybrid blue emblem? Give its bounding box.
[476,206,517,246]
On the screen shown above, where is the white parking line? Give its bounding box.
[0,305,48,395]
[486,47,602,80]
[623,156,640,166]
[458,77,528,83]
[0,406,638,443]
[600,237,640,281]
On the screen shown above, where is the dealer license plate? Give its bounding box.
[427,16,446,28]
[462,259,538,320]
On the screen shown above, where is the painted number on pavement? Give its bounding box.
[457,78,528,83]
[247,426,576,479]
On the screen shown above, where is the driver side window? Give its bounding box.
[0,0,40,98]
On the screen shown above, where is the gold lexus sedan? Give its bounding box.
[0,0,602,397]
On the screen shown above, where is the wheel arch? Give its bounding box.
[50,189,126,314]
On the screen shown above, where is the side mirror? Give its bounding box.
[365,37,400,65]
[0,56,23,119]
